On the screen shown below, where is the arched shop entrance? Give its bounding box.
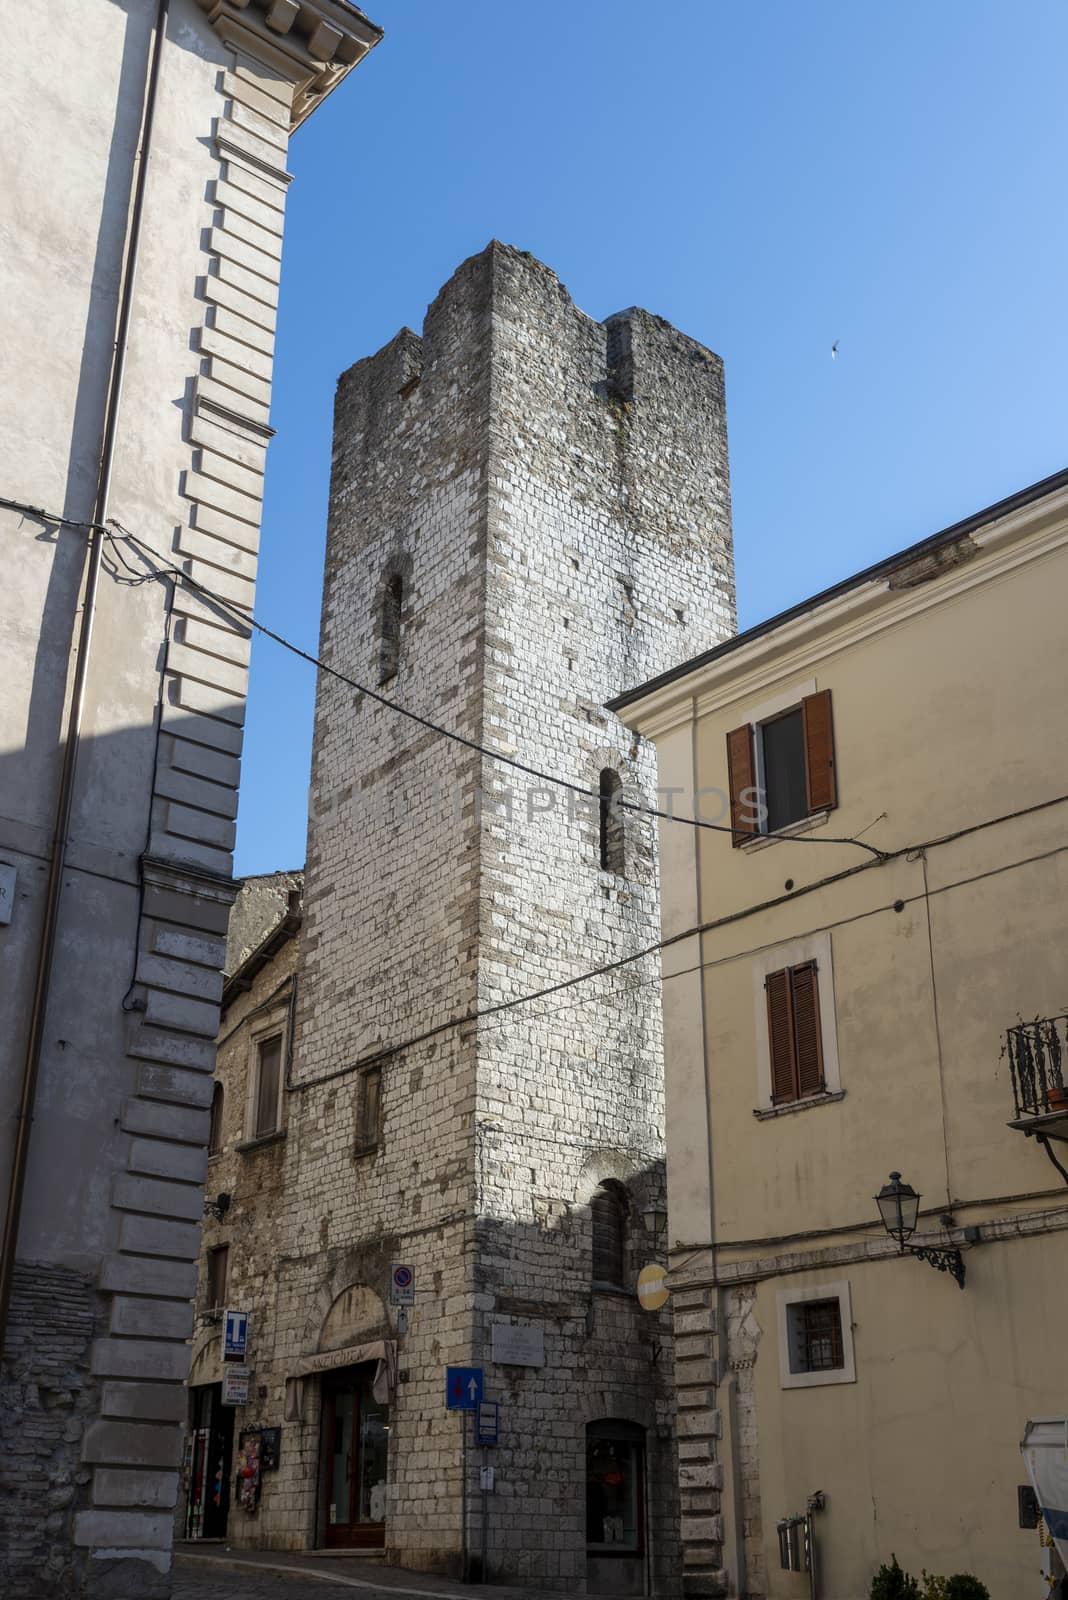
[321,1361,390,1547]
[586,1418,647,1596]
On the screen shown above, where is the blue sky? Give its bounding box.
[235,0,1068,875]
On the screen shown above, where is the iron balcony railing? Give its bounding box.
[1006,1015,1068,1118]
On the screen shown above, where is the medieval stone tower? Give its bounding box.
[271,244,734,1591]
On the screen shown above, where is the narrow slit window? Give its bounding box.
[355,1066,382,1153]
[206,1245,229,1310]
[378,573,403,685]
[599,769,625,875]
[208,1082,224,1156]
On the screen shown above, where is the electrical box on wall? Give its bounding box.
[0,864,15,926]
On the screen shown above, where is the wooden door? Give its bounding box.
[322,1367,388,1548]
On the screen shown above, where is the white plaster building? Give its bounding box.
[0,5,380,1595]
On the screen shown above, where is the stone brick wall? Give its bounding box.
[0,1265,101,1598]
[202,243,735,1591]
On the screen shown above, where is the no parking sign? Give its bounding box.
[390,1263,415,1305]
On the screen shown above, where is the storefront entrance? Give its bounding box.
[586,1419,647,1595]
[185,1383,234,1540]
[321,1363,389,1547]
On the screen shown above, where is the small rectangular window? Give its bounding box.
[254,1035,282,1138]
[206,1245,229,1310]
[788,1298,844,1374]
[355,1067,382,1153]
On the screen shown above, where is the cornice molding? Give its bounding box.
[620,492,1068,738]
[198,0,382,128]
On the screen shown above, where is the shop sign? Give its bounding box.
[636,1263,669,1311]
[221,1365,250,1406]
[223,1309,249,1359]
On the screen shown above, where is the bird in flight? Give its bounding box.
[831,340,840,361]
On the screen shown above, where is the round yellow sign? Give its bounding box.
[636,1263,669,1311]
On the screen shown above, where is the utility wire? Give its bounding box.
[5,495,1067,1091]
[289,797,1068,1091]
[104,515,887,857]
[2,495,889,854]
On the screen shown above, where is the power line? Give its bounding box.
[1,495,890,854]
[7,494,1065,1105]
[287,798,1068,1092]
[112,522,887,856]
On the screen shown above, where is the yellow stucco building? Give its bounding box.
[612,471,1068,1599]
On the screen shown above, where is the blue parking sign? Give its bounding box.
[224,1309,248,1359]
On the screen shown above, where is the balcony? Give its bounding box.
[1006,1015,1068,1142]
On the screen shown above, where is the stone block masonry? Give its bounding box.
[203,244,735,1590]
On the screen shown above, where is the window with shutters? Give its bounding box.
[753,932,842,1115]
[765,961,825,1105]
[726,687,836,845]
[354,1066,382,1154]
[778,1281,856,1389]
[591,1181,628,1288]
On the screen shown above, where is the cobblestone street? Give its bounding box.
[173,1554,595,1600]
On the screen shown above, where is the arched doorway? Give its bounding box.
[586,1418,647,1595]
[310,1282,392,1550]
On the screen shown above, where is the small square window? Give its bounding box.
[355,1067,382,1153]
[777,1280,856,1389]
[789,1299,843,1372]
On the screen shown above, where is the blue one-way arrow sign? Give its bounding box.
[445,1365,483,1411]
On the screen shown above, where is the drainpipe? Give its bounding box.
[0,0,173,1352]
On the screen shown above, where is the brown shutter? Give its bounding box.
[765,968,797,1103]
[802,690,837,812]
[791,961,825,1096]
[727,723,758,846]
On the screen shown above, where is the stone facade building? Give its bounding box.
[0,5,380,1595]
[614,470,1068,1598]
[185,243,737,1592]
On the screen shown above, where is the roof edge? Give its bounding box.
[608,467,1068,713]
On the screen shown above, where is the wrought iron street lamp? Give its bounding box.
[874,1172,965,1289]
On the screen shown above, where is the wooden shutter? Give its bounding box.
[726,723,758,846]
[591,1184,626,1285]
[790,962,825,1096]
[802,690,837,812]
[765,968,797,1103]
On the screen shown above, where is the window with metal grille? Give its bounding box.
[591,1181,627,1287]
[788,1298,844,1373]
[765,961,825,1104]
[253,1035,282,1138]
[206,1245,229,1310]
